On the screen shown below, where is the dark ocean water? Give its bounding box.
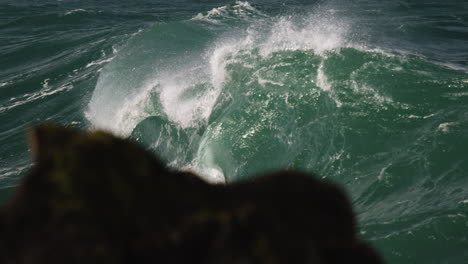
[1,0,468,263]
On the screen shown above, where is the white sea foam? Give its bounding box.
[86,56,115,68]
[41,78,50,89]
[257,77,284,87]
[437,122,458,133]
[64,9,87,16]
[87,47,230,137]
[191,1,265,24]
[192,141,228,184]
[0,165,31,179]
[0,82,73,113]
[0,81,12,88]
[144,35,253,131]
[408,113,437,119]
[378,163,392,181]
[157,70,218,129]
[444,92,468,99]
[258,15,349,57]
[185,162,225,184]
[111,83,155,136]
[316,60,343,107]
[317,61,331,91]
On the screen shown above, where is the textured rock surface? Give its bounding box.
[0,124,382,264]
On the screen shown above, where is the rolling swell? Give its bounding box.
[84,1,468,263]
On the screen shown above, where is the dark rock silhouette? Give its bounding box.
[0,124,382,264]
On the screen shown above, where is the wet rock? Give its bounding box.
[0,124,382,264]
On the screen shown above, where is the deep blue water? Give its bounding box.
[1,1,468,263]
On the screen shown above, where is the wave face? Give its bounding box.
[2,0,468,263]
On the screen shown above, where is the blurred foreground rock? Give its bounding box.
[0,124,382,264]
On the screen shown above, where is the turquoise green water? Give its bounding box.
[1,1,468,263]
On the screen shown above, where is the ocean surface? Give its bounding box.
[1,0,468,262]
